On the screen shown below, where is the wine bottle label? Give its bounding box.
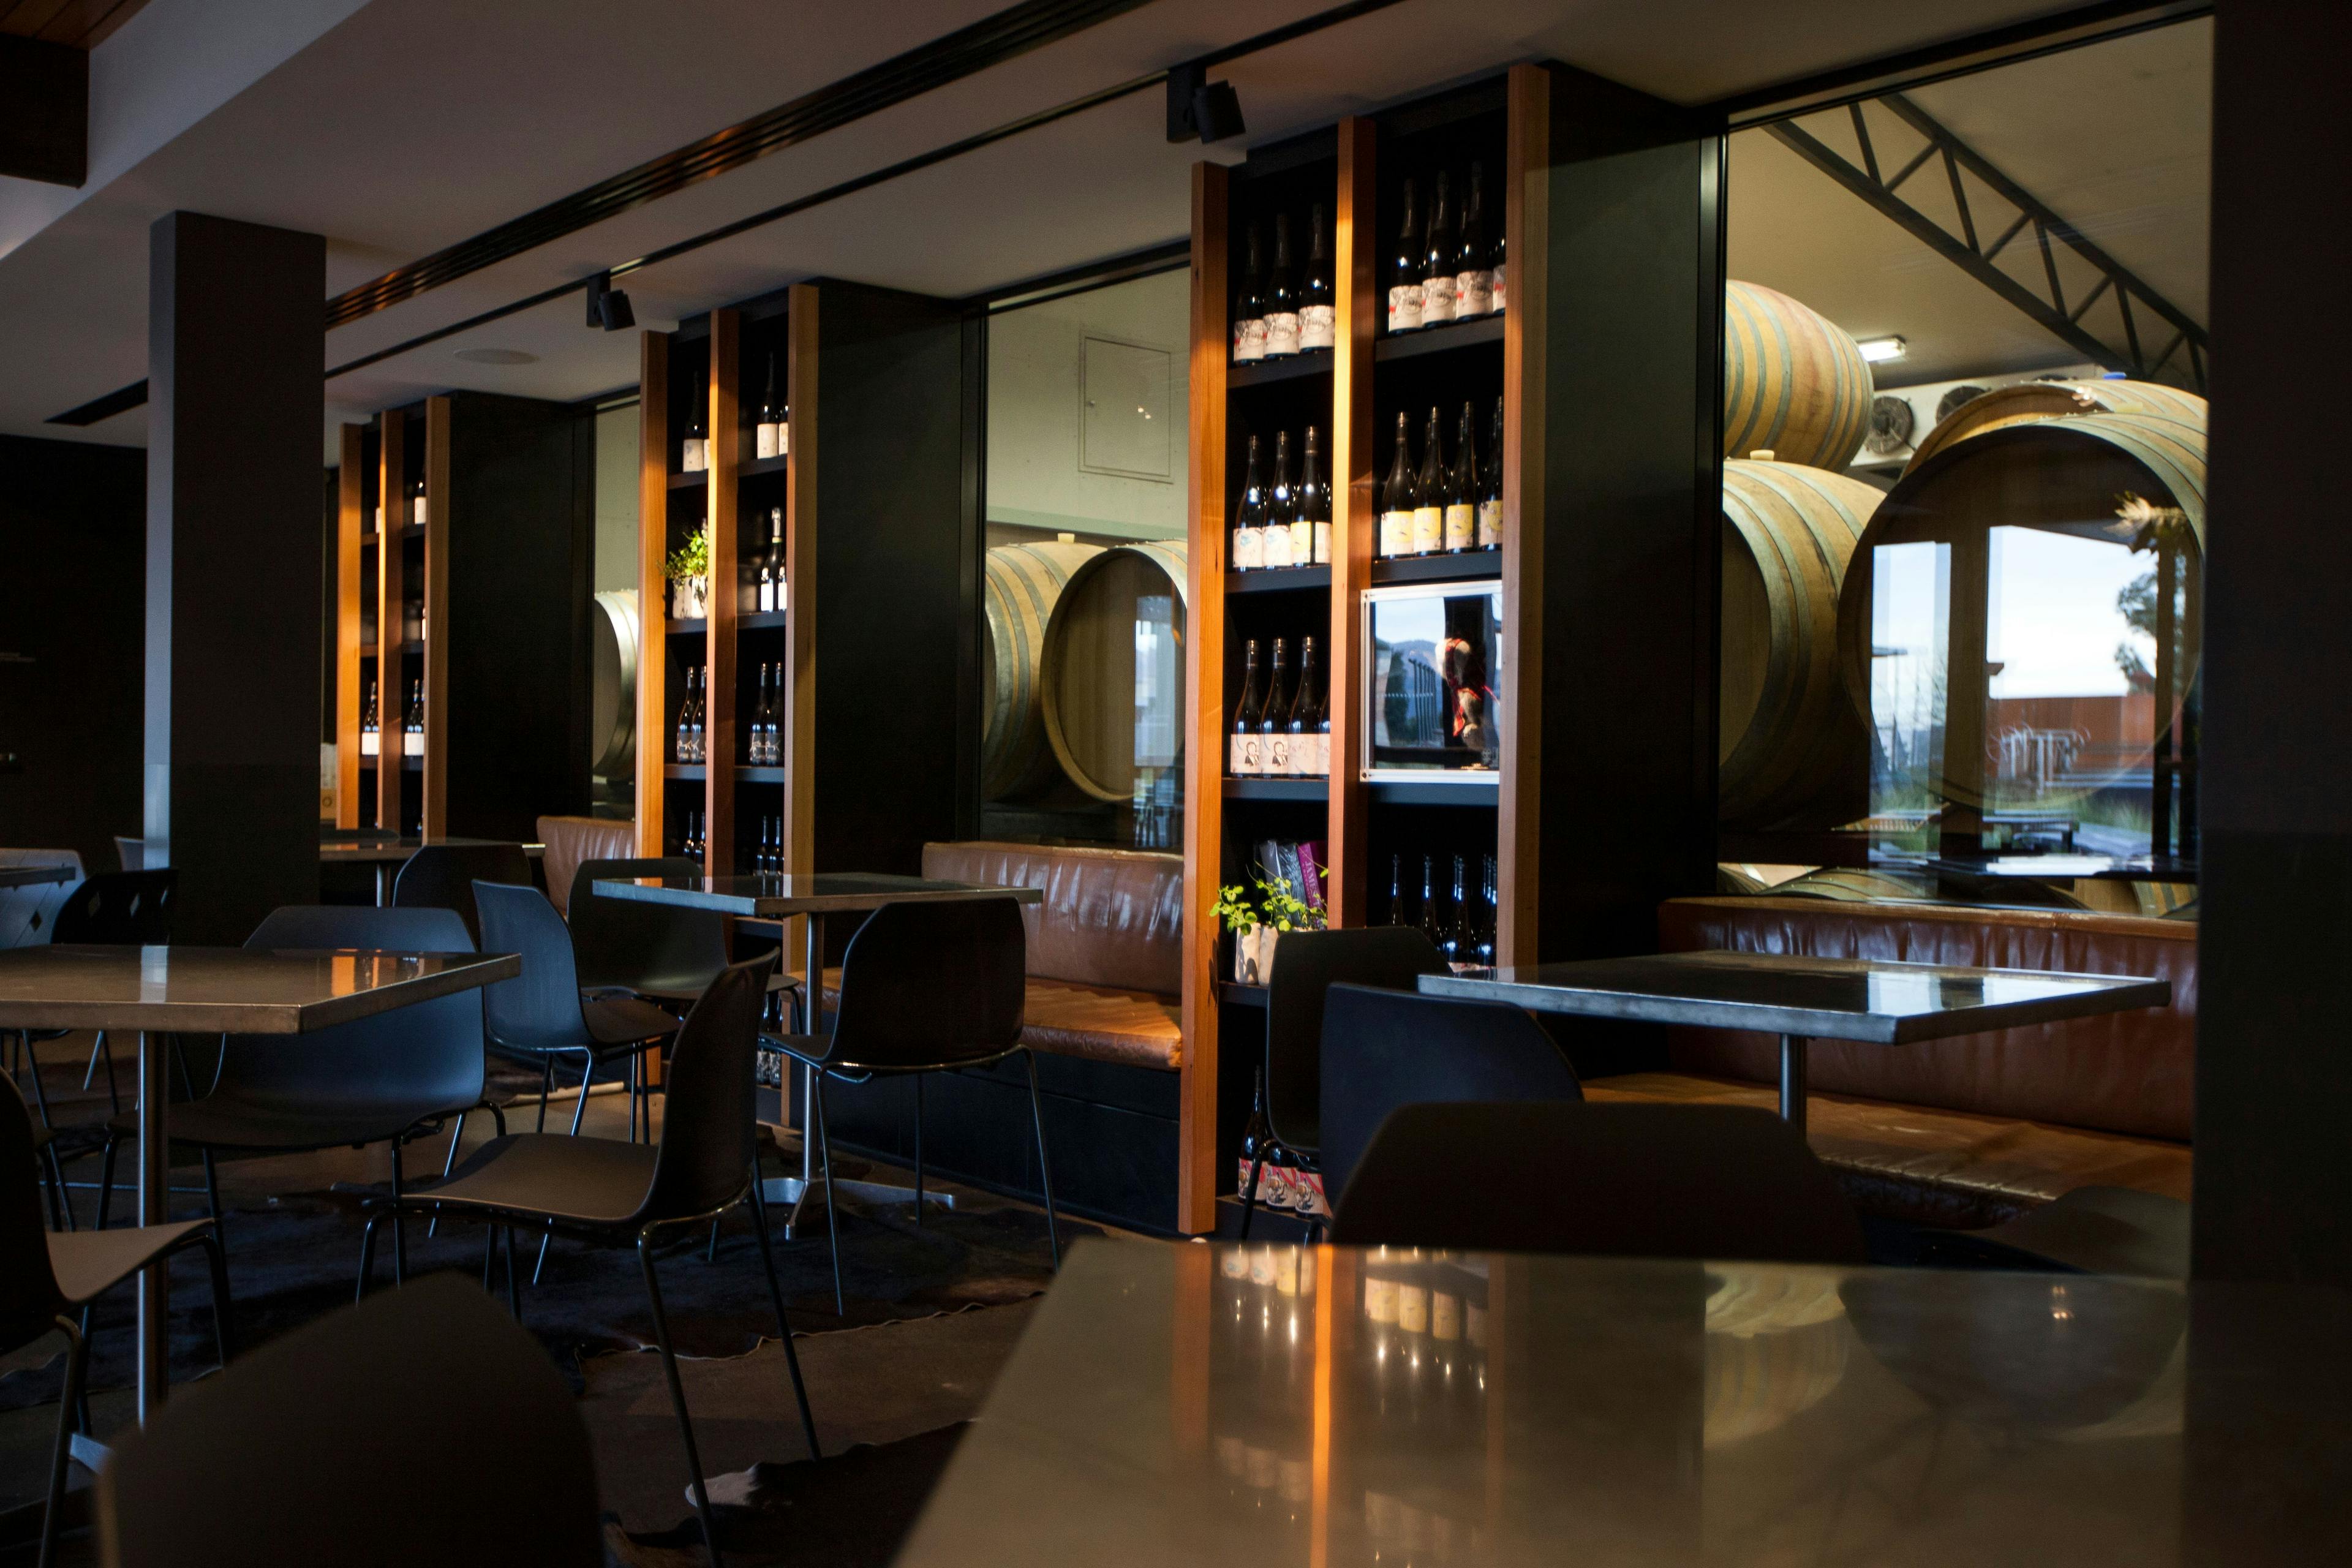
[1422,274,1458,323]
[1456,269,1493,317]
[1232,526,1262,570]
[1231,731,1259,775]
[1492,262,1507,315]
[1262,523,1293,569]
[1289,521,1313,565]
[1264,311,1300,357]
[1379,509,1414,557]
[1298,304,1335,351]
[1311,732,1331,775]
[360,731,377,756]
[413,496,428,526]
[1232,317,1267,362]
[1412,504,1443,555]
[756,423,780,460]
[1444,503,1476,552]
[1267,733,1291,773]
[682,438,706,472]
[1313,520,1332,564]
[1387,284,1423,333]
[1477,499,1504,548]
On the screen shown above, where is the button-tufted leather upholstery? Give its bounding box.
[537,816,639,918]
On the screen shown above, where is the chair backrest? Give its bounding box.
[1318,983,1585,1205]
[827,899,1027,1070]
[113,835,145,872]
[393,844,532,945]
[48,869,176,946]
[567,856,723,990]
[0,1076,68,1355]
[471,881,588,1055]
[97,1273,603,1567]
[535,815,639,918]
[0,847,83,949]
[1266,928,1447,1150]
[921,839,1182,993]
[221,906,485,1115]
[1331,1101,1868,1265]
[643,953,775,1224]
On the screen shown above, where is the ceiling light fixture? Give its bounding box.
[1855,334,1908,363]
[1165,61,1244,145]
[586,271,635,331]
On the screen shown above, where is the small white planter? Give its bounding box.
[1232,924,1280,985]
[671,575,709,620]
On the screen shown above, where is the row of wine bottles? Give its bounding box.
[1231,636,1330,777]
[674,663,788,765]
[1381,400,1502,558]
[1389,851,1499,972]
[670,812,789,872]
[676,809,709,861]
[1231,206,1334,362]
[1390,165,1504,333]
[747,510,786,614]
[677,354,792,472]
[356,677,423,758]
[369,477,429,532]
[1231,426,1330,570]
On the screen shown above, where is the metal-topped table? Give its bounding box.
[317,834,547,904]
[594,873,1043,1229]
[1420,950,2169,1133]
[0,862,76,891]
[0,943,518,1420]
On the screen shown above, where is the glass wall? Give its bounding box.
[979,266,1191,849]
[1719,18,2209,918]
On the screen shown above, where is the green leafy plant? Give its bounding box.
[666,523,711,584]
[1212,872,1325,935]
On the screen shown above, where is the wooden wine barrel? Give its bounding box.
[1771,868,1938,903]
[1906,379,2207,473]
[982,541,1102,800]
[1718,458,1882,828]
[1041,540,1190,802]
[1722,281,1875,472]
[590,589,638,778]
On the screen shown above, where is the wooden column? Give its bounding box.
[1498,64,1551,965]
[144,210,325,943]
[782,287,820,883]
[334,424,364,829]
[706,309,742,873]
[1178,161,1231,1235]
[420,395,451,839]
[1327,118,1377,929]
[634,331,670,857]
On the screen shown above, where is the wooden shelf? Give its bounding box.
[664,763,705,781]
[739,609,789,631]
[740,453,791,480]
[737,765,787,784]
[668,617,706,636]
[1368,551,1502,586]
[398,638,426,655]
[1374,312,1504,362]
[1219,982,1269,1009]
[1368,777,1499,807]
[1224,777,1330,801]
[1227,565,1330,594]
[1228,349,1335,390]
[668,469,709,491]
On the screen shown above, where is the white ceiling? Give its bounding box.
[0,0,2198,457]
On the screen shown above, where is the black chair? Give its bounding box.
[1246,929,1447,1238]
[1330,1100,1868,1265]
[393,842,532,945]
[0,847,83,949]
[1,1073,231,1568]
[765,897,1054,1316]
[113,835,145,872]
[92,907,498,1284]
[1317,983,1584,1211]
[364,954,816,1568]
[569,855,802,1020]
[97,1273,601,1568]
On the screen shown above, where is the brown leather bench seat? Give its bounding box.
[1590,897,2196,1229]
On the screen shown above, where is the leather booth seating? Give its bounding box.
[1581,897,2195,1229]
[535,815,639,918]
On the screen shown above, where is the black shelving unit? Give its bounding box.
[1228,351,1335,390]
[1223,776,1330,802]
[1227,565,1332,594]
[1374,312,1505,361]
[1367,552,1501,586]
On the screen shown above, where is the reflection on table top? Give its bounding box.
[897,1240,2351,1568]
[317,835,547,864]
[0,944,519,1033]
[0,862,77,889]
[592,873,1044,918]
[1419,949,2169,1043]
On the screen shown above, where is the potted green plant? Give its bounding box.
[1213,871,1325,984]
[666,524,711,620]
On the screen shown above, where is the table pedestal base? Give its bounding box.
[1779,1033,1809,1135]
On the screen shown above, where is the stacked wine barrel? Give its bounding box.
[981,541,1102,799]
[1722,280,1877,472]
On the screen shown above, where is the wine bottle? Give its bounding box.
[1477,854,1499,967]
[1260,638,1294,776]
[675,669,695,763]
[682,393,707,472]
[405,679,424,752]
[1299,426,1330,565]
[360,678,379,757]
[1264,213,1300,358]
[1387,179,1423,334]
[756,355,786,459]
[1491,206,1508,316]
[1232,434,1267,570]
[1479,398,1505,549]
[1289,636,1325,777]
[1421,170,1458,325]
[1456,163,1493,317]
[1418,854,1445,951]
[1448,855,1474,971]
[1412,407,1446,556]
[409,476,427,527]
[1232,223,1267,363]
[748,664,767,764]
[1379,412,1414,559]
[1445,402,1477,554]
[1388,854,1406,926]
[767,661,783,764]
[691,667,707,763]
[757,509,785,614]
[1264,430,1295,569]
[1299,204,1335,352]
[1231,639,1264,775]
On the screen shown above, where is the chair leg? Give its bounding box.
[39,1316,88,1568]
[503,1227,522,1324]
[23,1033,53,1129]
[195,1230,234,1368]
[96,1134,119,1231]
[1023,1053,1060,1269]
[390,1141,407,1286]
[812,1076,844,1317]
[535,1056,556,1133]
[639,1236,726,1568]
[42,1145,72,1233]
[913,1075,925,1227]
[706,1217,721,1264]
[482,1220,499,1291]
[355,1212,383,1304]
[567,1050,595,1137]
[428,1111,467,1238]
[747,1171,821,1460]
[201,1147,225,1251]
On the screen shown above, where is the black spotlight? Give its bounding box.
[586,271,635,331]
[1166,62,1244,145]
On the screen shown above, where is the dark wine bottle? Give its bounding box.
[1299,426,1330,565]
[1264,213,1299,358]
[360,677,379,758]
[1300,204,1335,352]
[1379,412,1414,559]
[1289,636,1325,777]
[1447,855,1473,970]
[1233,434,1267,571]
[1265,429,1297,568]
[757,355,786,459]
[1477,854,1499,967]
[1446,402,1477,554]
[1456,162,1493,317]
[1388,853,1407,926]
[1491,202,1509,316]
[1231,638,1265,776]
[1422,170,1458,325]
[1387,179,1423,334]
[1412,407,1446,556]
[1480,397,1505,549]
[1260,638,1294,776]
[756,508,785,614]
[1418,854,1445,951]
[1233,223,1267,363]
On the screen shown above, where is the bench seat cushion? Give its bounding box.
[1585,1071,2193,1229]
[808,968,1182,1072]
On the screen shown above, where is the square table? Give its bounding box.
[593,873,1044,1231]
[0,943,519,1420]
[0,862,77,891]
[316,834,548,905]
[1419,950,2169,1133]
